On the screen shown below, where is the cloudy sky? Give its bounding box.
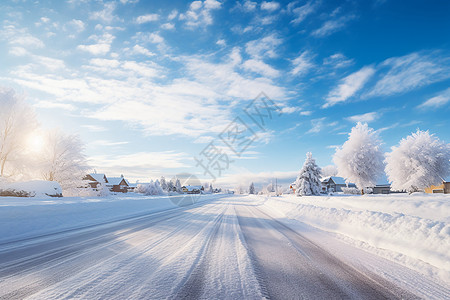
[1,0,449,187]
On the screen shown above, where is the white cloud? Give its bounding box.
[130,44,155,57]
[417,87,450,109]
[323,53,354,69]
[135,14,160,24]
[245,34,282,59]
[261,1,280,11]
[86,58,159,78]
[311,14,356,37]
[168,10,178,20]
[161,23,175,30]
[77,33,115,55]
[243,1,257,11]
[290,1,317,24]
[91,140,129,146]
[323,66,375,108]
[216,39,226,46]
[242,59,280,77]
[81,125,107,132]
[90,2,117,23]
[300,110,312,116]
[67,19,85,32]
[366,52,450,98]
[8,45,286,139]
[291,51,315,76]
[0,25,44,49]
[88,151,191,181]
[8,46,28,56]
[134,32,164,44]
[120,0,139,4]
[280,106,302,114]
[180,0,222,27]
[34,100,76,111]
[346,112,379,123]
[307,117,338,134]
[32,55,66,71]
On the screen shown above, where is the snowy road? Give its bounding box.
[0,195,448,299]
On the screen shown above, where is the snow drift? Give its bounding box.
[261,193,450,283]
[0,180,62,197]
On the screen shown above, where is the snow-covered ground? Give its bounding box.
[0,192,449,299]
[258,193,450,284]
[0,193,220,244]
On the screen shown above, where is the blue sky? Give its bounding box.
[1,0,449,188]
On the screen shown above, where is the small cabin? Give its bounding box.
[107,177,129,193]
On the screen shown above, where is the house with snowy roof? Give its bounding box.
[321,176,356,193]
[425,177,450,194]
[181,185,203,194]
[83,173,108,189]
[106,176,130,193]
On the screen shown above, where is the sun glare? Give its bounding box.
[26,134,45,153]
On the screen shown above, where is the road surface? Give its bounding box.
[0,195,448,299]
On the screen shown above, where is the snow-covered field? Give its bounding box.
[0,193,220,244]
[258,193,450,284]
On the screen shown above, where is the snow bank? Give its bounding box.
[0,193,222,244]
[0,180,62,197]
[260,193,450,283]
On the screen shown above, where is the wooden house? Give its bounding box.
[107,176,129,193]
[83,173,108,189]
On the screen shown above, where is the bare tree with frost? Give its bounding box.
[37,130,88,196]
[0,88,37,178]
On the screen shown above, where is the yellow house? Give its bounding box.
[425,177,450,194]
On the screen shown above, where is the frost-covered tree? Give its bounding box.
[36,130,88,196]
[294,152,322,196]
[249,182,255,194]
[160,176,168,191]
[235,185,245,194]
[175,178,182,193]
[167,180,174,192]
[136,180,164,195]
[385,130,450,193]
[0,88,37,178]
[154,179,164,195]
[321,165,338,177]
[209,183,213,193]
[333,122,384,193]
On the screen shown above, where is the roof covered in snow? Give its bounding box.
[88,173,108,183]
[107,177,129,186]
[182,185,202,191]
[322,176,347,185]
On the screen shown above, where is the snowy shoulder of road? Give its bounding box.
[0,193,222,244]
[257,193,450,285]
